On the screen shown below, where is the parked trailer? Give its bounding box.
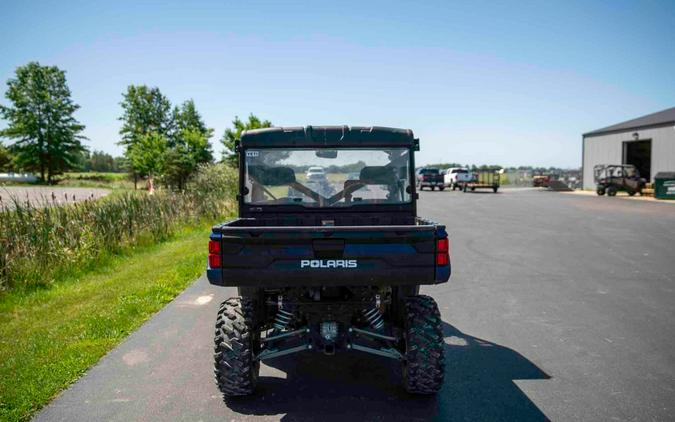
[462,170,500,193]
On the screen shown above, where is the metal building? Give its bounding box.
[582,107,675,189]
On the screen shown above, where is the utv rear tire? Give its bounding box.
[607,186,617,197]
[214,297,260,397]
[596,187,605,196]
[402,295,445,394]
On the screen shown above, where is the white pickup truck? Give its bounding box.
[444,168,473,190]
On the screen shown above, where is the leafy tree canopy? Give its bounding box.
[172,99,213,163]
[221,114,272,167]
[164,128,212,190]
[427,163,466,170]
[75,150,124,172]
[127,132,168,178]
[118,85,173,149]
[0,142,16,172]
[119,90,214,189]
[0,62,86,182]
[173,99,210,138]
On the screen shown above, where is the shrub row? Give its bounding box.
[0,164,237,291]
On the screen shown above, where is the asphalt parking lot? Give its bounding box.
[35,188,675,421]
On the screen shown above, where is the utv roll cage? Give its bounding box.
[236,126,421,218]
[593,164,639,182]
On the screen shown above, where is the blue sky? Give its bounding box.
[1,0,674,167]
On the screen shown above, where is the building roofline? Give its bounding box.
[582,106,675,137]
[583,121,675,138]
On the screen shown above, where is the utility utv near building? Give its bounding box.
[594,164,646,196]
[207,126,450,397]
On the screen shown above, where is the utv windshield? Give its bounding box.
[244,148,411,207]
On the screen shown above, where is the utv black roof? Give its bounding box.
[240,126,417,148]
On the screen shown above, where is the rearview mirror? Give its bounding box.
[315,150,338,159]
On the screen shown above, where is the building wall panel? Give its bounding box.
[582,125,675,189]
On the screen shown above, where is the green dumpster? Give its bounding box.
[654,172,675,200]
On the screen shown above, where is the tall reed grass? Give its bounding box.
[0,164,237,291]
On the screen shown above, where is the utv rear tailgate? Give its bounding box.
[207,220,449,287]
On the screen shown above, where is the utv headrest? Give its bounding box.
[248,166,296,186]
[359,166,397,185]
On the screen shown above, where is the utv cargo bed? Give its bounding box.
[207,217,449,287]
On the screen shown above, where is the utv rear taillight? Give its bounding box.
[209,240,220,254]
[208,240,221,268]
[208,254,222,268]
[436,238,449,266]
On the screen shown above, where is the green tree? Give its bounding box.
[0,141,16,172]
[163,100,214,189]
[221,114,272,166]
[173,100,210,140]
[0,62,86,182]
[428,162,465,170]
[73,149,91,171]
[164,128,212,190]
[118,85,173,146]
[118,85,173,185]
[88,150,116,172]
[113,155,128,172]
[172,99,213,161]
[127,132,168,193]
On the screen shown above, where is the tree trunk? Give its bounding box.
[47,156,53,184]
[40,156,45,182]
[147,176,155,195]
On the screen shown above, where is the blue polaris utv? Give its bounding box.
[206,126,450,397]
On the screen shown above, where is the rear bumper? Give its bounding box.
[207,263,450,287]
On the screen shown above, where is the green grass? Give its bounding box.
[56,172,134,190]
[64,172,129,181]
[0,225,212,422]
[0,172,134,190]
